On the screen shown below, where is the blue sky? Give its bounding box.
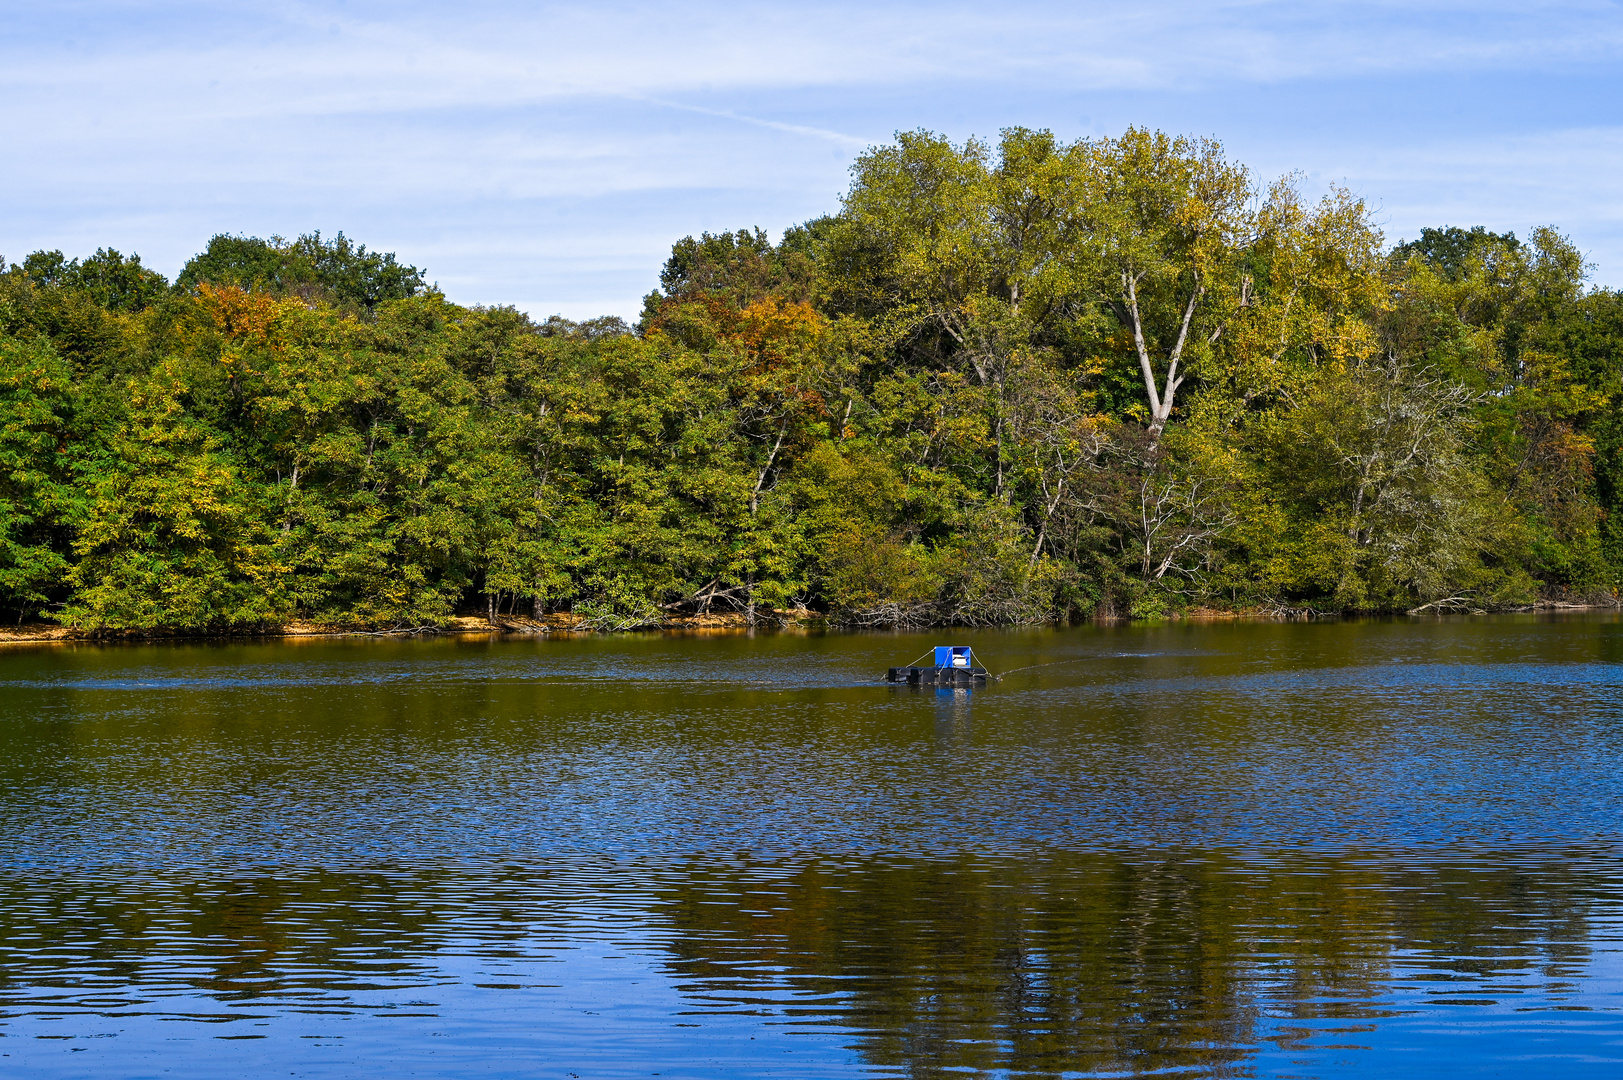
[4,1,1622,319]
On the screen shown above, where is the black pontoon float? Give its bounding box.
[888,645,988,686]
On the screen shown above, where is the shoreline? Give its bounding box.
[1,598,1618,645]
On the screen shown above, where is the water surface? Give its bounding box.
[2,617,1621,1076]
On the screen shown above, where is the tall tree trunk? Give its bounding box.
[751,424,788,514]
[1123,270,1202,449]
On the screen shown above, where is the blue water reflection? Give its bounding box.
[0,617,1621,1076]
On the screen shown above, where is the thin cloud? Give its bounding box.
[631,97,874,150]
[8,3,1623,106]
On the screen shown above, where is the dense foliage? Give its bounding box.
[5,129,1623,632]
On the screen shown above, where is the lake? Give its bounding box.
[2,616,1621,1077]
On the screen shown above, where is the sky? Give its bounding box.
[4,1,1623,320]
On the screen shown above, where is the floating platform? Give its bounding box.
[887,665,987,686]
[887,645,988,685]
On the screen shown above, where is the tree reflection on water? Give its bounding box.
[653,850,1601,1076]
[0,849,1610,1076]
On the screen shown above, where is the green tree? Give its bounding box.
[1385,225,1608,591]
[177,232,426,316]
[20,248,169,313]
[59,357,279,632]
[0,327,79,619]
[1242,355,1532,611]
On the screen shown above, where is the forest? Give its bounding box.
[4,126,1623,633]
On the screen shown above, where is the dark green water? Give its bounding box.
[2,617,1621,1077]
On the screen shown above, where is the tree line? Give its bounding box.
[4,127,1623,632]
